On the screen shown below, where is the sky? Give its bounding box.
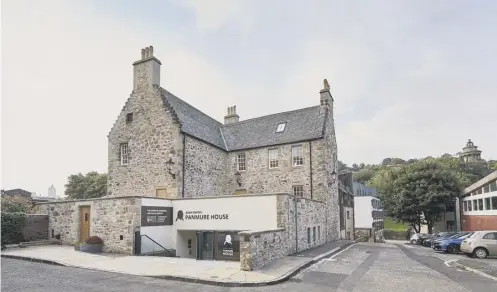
[2,0,497,196]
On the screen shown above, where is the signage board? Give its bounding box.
[141,206,173,226]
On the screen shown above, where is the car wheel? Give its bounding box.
[447,244,458,254]
[410,239,417,244]
[474,248,488,259]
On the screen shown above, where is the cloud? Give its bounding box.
[178,0,253,33]
[1,0,243,195]
[2,0,497,197]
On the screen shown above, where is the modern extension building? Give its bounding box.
[39,46,342,271]
[460,170,497,231]
[353,182,383,239]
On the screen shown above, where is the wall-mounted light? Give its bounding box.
[166,158,176,179]
[234,171,242,187]
[329,170,337,185]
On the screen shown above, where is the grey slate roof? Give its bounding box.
[161,88,325,151]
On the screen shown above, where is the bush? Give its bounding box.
[85,236,103,244]
[383,229,411,240]
[1,212,27,244]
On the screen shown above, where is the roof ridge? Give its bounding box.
[221,105,320,128]
[160,87,223,126]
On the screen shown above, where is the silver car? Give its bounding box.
[460,230,497,259]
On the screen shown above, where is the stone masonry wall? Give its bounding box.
[183,136,228,197]
[226,143,312,198]
[322,105,340,242]
[45,197,140,254]
[240,194,327,270]
[239,229,287,270]
[107,75,183,198]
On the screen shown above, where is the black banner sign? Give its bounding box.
[141,206,173,226]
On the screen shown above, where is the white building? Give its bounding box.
[354,196,384,232]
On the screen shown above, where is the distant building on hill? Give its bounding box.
[457,139,482,162]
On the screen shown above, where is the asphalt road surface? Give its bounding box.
[2,242,496,292]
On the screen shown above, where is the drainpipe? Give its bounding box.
[182,135,186,198]
[295,195,298,253]
[309,141,313,200]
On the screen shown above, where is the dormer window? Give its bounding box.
[276,122,286,133]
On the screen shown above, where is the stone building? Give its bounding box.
[41,46,342,270]
[458,139,482,162]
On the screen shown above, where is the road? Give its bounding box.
[2,242,496,292]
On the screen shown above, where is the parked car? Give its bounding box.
[410,233,428,245]
[423,232,453,247]
[431,232,464,248]
[432,232,473,253]
[460,230,497,259]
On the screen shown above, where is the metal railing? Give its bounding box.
[138,234,177,257]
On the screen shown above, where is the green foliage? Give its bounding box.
[371,159,461,233]
[1,212,27,244]
[383,229,411,240]
[1,196,32,213]
[384,217,409,231]
[353,168,376,184]
[65,171,108,199]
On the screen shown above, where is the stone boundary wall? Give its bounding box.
[239,228,286,271]
[239,194,329,271]
[23,214,48,241]
[44,197,141,254]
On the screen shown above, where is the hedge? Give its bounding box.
[1,212,27,245]
[383,229,412,240]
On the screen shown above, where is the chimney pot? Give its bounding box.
[224,105,239,124]
[133,46,162,89]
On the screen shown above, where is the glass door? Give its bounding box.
[196,231,215,260]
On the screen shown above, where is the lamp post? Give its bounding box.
[166,158,176,179]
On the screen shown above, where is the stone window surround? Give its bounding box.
[236,153,246,172]
[292,185,304,197]
[120,143,129,165]
[291,145,304,166]
[268,148,279,169]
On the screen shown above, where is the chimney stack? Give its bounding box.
[132,45,162,90]
[224,106,240,124]
[319,79,333,114]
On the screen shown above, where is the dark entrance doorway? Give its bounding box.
[195,231,240,261]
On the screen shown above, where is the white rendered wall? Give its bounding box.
[354,196,373,229]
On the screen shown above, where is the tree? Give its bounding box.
[337,160,349,172]
[371,160,461,233]
[353,168,376,184]
[65,172,108,199]
[1,196,32,213]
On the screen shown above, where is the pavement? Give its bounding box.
[386,239,497,281]
[1,240,352,287]
[3,242,496,292]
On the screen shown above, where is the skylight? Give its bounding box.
[276,123,286,133]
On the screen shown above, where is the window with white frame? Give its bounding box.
[468,200,472,211]
[473,199,478,211]
[236,153,246,171]
[485,197,491,210]
[120,143,129,165]
[292,145,304,166]
[276,122,286,133]
[463,200,468,211]
[268,148,279,168]
[293,185,304,197]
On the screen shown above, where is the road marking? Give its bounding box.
[432,255,497,281]
[293,243,357,278]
